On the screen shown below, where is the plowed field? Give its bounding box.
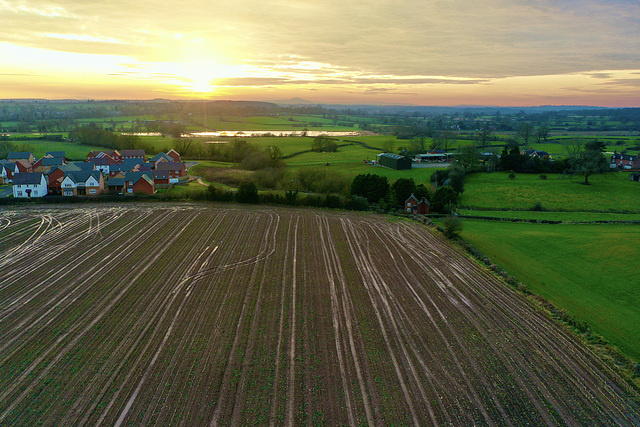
[0,204,638,425]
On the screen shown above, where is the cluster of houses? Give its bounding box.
[0,149,186,198]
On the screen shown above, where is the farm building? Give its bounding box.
[404,194,430,214]
[12,172,47,198]
[377,153,412,170]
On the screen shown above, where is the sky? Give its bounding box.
[1,0,639,106]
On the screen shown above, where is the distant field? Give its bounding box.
[461,220,640,361]
[461,171,640,212]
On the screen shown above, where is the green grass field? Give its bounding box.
[12,140,113,161]
[461,171,640,212]
[459,209,640,222]
[461,220,640,361]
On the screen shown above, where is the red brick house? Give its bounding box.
[610,152,640,170]
[87,150,121,162]
[157,162,187,183]
[404,194,430,214]
[153,170,171,188]
[167,149,181,162]
[15,159,33,174]
[123,171,155,195]
[120,149,146,162]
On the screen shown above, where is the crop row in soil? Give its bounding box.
[0,204,638,425]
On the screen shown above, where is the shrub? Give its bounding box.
[441,215,463,239]
[236,181,259,204]
[345,195,369,211]
[531,201,544,212]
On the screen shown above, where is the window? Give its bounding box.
[33,190,38,195]
[17,191,22,196]
[89,189,96,194]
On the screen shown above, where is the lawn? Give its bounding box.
[460,220,640,361]
[461,171,640,212]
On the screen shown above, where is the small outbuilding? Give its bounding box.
[377,153,412,170]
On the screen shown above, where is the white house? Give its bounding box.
[12,173,47,198]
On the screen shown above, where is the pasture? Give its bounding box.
[0,204,638,425]
[461,171,640,212]
[460,220,640,361]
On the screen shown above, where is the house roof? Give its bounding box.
[65,162,95,171]
[150,152,172,163]
[120,149,146,157]
[45,151,66,158]
[89,157,110,166]
[13,172,45,185]
[107,177,125,187]
[42,157,65,166]
[89,150,120,158]
[64,171,101,184]
[0,160,16,170]
[405,194,419,204]
[111,159,144,172]
[378,153,406,160]
[124,171,153,183]
[157,161,185,171]
[7,151,33,160]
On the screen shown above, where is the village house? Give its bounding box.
[167,149,181,162]
[122,171,155,194]
[0,161,17,184]
[12,172,47,198]
[120,149,146,162]
[87,150,121,163]
[152,169,171,188]
[88,157,111,174]
[150,152,173,169]
[45,151,66,162]
[157,161,187,183]
[61,171,104,196]
[48,163,96,195]
[109,159,150,177]
[33,156,65,174]
[14,159,33,174]
[404,194,430,214]
[610,152,640,170]
[521,148,551,159]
